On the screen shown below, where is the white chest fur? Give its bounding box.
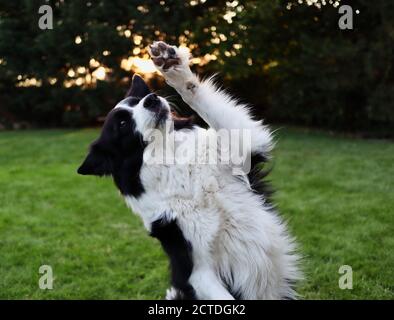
[124,127,227,228]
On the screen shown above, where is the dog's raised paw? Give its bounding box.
[149,41,183,71]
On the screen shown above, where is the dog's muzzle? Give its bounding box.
[144,93,160,111]
[144,93,169,126]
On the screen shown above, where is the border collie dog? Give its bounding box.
[78,42,300,300]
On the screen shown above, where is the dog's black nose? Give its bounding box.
[144,93,160,110]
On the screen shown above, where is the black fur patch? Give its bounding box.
[77,108,146,197]
[123,96,141,107]
[173,116,195,131]
[247,153,274,203]
[77,75,152,197]
[150,217,196,300]
[125,74,151,98]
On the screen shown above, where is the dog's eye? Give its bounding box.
[119,120,127,128]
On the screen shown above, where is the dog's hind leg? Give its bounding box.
[189,266,235,300]
[165,287,193,300]
[150,217,197,300]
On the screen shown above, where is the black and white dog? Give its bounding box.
[78,42,300,300]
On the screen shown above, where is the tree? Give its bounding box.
[0,0,392,135]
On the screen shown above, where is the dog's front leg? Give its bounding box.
[150,214,233,300]
[149,41,197,103]
[149,41,273,157]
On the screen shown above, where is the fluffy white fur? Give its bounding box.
[121,43,301,299]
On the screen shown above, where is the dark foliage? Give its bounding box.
[0,0,392,135]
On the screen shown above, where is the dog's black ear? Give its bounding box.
[77,147,112,176]
[125,74,151,98]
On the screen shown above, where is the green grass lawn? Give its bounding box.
[0,128,393,299]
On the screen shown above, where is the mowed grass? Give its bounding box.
[0,128,393,299]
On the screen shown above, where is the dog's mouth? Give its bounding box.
[142,93,170,128]
[154,108,169,127]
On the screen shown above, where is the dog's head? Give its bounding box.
[77,74,171,195]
